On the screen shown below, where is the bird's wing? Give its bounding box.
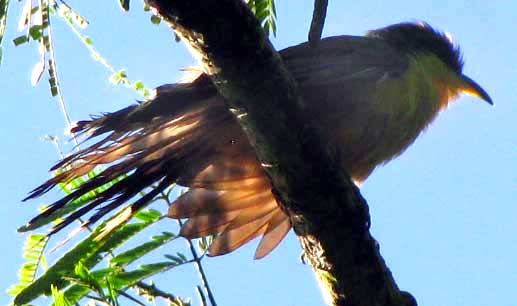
[280,35,408,86]
[280,36,410,182]
[23,75,290,258]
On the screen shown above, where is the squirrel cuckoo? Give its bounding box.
[22,22,491,259]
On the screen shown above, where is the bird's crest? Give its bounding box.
[368,22,464,73]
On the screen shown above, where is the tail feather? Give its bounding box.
[33,158,168,234]
[48,133,119,171]
[169,189,274,218]
[24,74,292,258]
[180,211,240,238]
[177,194,277,236]
[254,210,291,259]
[224,199,277,230]
[25,102,222,202]
[92,174,178,241]
[208,210,276,256]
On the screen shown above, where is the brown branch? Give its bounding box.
[135,281,188,305]
[146,1,416,305]
[309,0,328,46]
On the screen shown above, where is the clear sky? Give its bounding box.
[1,1,515,305]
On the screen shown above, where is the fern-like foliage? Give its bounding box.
[7,233,48,297]
[51,284,73,306]
[109,231,177,267]
[246,0,277,36]
[12,208,171,305]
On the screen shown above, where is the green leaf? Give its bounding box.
[133,80,144,91]
[13,209,162,305]
[12,35,29,46]
[74,262,89,280]
[7,233,47,297]
[150,14,160,25]
[83,36,93,46]
[246,0,277,36]
[133,209,161,222]
[164,252,189,265]
[55,2,89,29]
[105,277,120,306]
[133,80,151,97]
[61,261,181,305]
[28,24,45,40]
[110,69,127,85]
[110,232,176,266]
[57,284,90,306]
[47,57,60,96]
[70,263,107,299]
[119,0,130,11]
[197,235,214,253]
[109,262,179,289]
[58,268,113,305]
[51,285,73,306]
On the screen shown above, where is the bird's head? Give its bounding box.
[368,22,493,106]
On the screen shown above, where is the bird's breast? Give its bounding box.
[303,66,445,182]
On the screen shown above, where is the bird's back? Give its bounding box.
[282,36,441,181]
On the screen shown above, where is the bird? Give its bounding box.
[21,22,492,259]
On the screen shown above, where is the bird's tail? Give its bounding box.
[22,74,290,259]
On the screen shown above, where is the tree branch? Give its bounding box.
[135,281,188,305]
[308,0,328,46]
[147,1,416,305]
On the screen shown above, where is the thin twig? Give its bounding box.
[308,0,328,46]
[178,218,217,306]
[161,190,218,306]
[196,285,208,306]
[57,7,153,97]
[45,0,79,146]
[60,14,117,75]
[117,289,146,306]
[85,294,112,306]
[44,135,64,158]
[135,281,184,304]
[29,236,49,283]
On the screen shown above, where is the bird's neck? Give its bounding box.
[378,54,463,122]
[364,54,464,170]
[408,54,463,110]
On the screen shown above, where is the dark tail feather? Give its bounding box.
[24,74,292,258]
[90,173,178,241]
[47,159,168,235]
[23,75,225,233]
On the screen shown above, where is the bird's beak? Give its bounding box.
[460,74,493,105]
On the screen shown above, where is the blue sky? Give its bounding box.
[1,1,515,305]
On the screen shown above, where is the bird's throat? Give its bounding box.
[377,54,460,121]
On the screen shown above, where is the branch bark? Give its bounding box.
[147,1,416,305]
[309,0,328,46]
